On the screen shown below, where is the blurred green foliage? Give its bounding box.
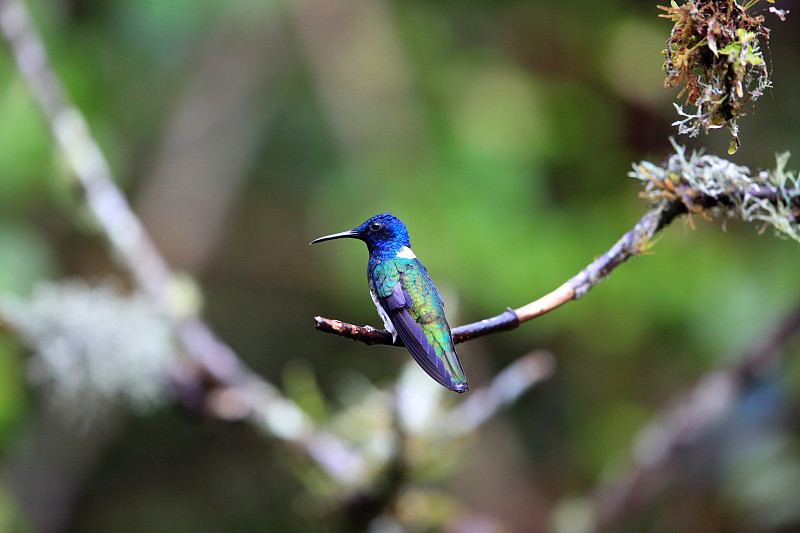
[0,0,799,531]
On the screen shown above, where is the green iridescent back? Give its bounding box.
[371,257,466,386]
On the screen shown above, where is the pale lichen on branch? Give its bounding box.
[633,141,800,242]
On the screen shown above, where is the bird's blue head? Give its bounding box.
[310,213,411,256]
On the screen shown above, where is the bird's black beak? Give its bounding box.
[309,229,360,245]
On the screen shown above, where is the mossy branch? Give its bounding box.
[316,143,800,345]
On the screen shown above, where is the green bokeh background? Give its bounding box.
[0,0,799,531]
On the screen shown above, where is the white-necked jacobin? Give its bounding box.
[310,213,468,393]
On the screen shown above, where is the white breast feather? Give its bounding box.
[370,289,397,341]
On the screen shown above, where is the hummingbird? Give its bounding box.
[310,213,468,392]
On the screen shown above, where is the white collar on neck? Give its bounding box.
[395,246,416,259]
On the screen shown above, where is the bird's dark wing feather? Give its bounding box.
[382,281,461,391]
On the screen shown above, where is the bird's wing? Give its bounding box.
[380,274,468,393]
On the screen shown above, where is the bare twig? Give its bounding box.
[314,197,688,345]
[314,307,521,345]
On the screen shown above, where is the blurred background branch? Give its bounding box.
[594,298,800,532]
[0,0,365,481]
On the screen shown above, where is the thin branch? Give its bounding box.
[314,197,688,345]
[314,307,522,345]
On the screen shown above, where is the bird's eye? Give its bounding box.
[369,221,383,231]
